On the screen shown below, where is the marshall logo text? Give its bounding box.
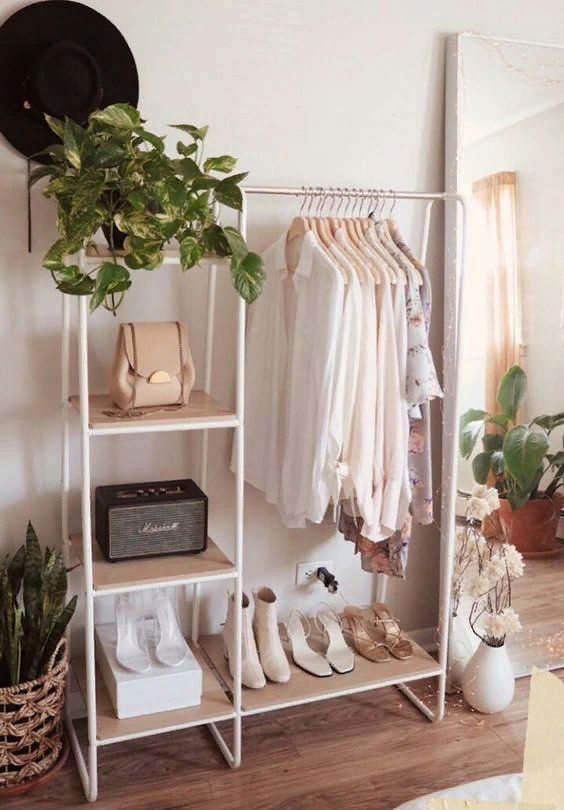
[137,521,180,535]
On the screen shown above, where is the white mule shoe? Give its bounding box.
[154,589,188,667]
[254,587,291,684]
[285,610,332,678]
[314,605,355,674]
[115,594,150,673]
[223,592,266,689]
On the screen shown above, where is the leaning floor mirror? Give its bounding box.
[446,32,564,685]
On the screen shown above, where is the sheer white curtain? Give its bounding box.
[472,171,525,419]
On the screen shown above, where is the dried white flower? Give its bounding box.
[502,544,524,579]
[483,556,507,583]
[471,484,490,499]
[467,495,491,521]
[482,607,522,641]
[502,606,522,634]
[470,572,496,598]
[485,487,500,512]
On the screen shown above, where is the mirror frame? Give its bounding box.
[444,31,564,684]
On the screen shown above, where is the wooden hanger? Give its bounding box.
[286,216,308,273]
[386,218,424,286]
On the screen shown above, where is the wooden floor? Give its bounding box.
[4,670,553,810]
[506,549,564,676]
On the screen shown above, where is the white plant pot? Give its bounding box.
[448,611,480,691]
[462,641,515,714]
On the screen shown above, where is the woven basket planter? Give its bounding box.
[0,638,68,791]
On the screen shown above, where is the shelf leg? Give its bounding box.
[78,291,98,801]
[191,582,201,645]
[66,715,92,798]
[396,682,438,722]
[191,257,218,647]
[229,202,247,769]
[207,722,236,767]
[61,294,76,762]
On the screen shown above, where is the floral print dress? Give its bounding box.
[338,221,439,578]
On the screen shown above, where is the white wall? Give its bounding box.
[3,1,564,646]
[460,102,564,491]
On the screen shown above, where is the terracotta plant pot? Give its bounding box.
[498,493,564,558]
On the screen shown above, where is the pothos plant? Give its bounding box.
[460,365,564,510]
[30,103,265,313]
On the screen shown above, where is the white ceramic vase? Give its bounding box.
[448,611,480,691]
[462,641,515,714]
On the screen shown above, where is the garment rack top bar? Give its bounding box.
[242,186,464,203]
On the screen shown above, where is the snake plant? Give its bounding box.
[0,522,77,687]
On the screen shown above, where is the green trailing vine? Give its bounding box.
[30,103,265,313]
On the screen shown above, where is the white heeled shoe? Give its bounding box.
[115,594,150,673]
[223,592,266,689]
[154,589,188,667]
[254,587,291,684]
[285,610,332,678]
[314,604,355,674]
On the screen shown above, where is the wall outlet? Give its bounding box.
[295,560,334,587]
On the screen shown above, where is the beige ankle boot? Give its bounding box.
[254,587,291,683]
[223,592,265,689]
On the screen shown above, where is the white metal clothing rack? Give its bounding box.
[61,184,465,802]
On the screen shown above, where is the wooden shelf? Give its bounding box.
[85,245,224,267]
[201,631,442,716]
[72,646,234,744]
[71,535,236,596]
[69,390,238,435]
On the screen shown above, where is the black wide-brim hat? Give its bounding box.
[0,0,138,163]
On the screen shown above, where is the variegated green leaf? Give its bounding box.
[44,114,65,139]
[230,251,266,304]
[223,226,248,261]
[215,179,243,211]
[179,235,205,270]
[169,123,209,141]
[203,155,237,174]
[90,103,141,128]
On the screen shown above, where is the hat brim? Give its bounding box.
[0,0,139,162]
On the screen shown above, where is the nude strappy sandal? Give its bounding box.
[342,606,390,663]
[371,602,413,660]
[285,610,333,677]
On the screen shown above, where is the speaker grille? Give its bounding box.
[108,501,206,559]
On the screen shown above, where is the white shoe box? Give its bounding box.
[95,620,202,719]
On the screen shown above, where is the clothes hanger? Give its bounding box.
[365,191,403,284]
[325,189,366,282]
[286,186,310,272]
[308,187,349,282]
[377,202,423,286]
[348,189,384,284]
[346,189,392,284]
[387,216,426,286]
[334,190,378,283]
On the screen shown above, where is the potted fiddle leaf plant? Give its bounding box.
[30,103,265,314]
[460,365,564,557]
[0,523,77,794]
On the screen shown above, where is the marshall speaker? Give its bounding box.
[95,479,208,562]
